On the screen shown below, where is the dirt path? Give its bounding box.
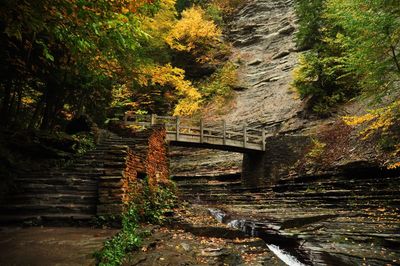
[0,227,117,266]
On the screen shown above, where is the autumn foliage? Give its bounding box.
[0,0,233,129]
[165,6,222,63]
[138,64,201,116]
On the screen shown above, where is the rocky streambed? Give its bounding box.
[173,171,400,266]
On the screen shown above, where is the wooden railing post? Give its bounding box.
[151,114,156,125]
[243,124,247,148]
[222,120,226,145]
[262,129,266,151]
[200,118,204,143]
[176,116,180,141]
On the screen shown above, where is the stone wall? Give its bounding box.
[242,135,312,187]
[97,126,169,216]
[146,126,169,189]
[97,146,130,216]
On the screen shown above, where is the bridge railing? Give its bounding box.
[124,113,266,151]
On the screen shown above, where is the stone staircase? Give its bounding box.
[174,172,400,265]
[0,132,145,224]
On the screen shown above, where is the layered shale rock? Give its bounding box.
[170,0,317,177]
[224,0,319,134]
[175,171,400,266]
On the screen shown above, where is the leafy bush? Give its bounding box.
[293,0,400,115]
[165,6,222,63]
[138,64,202,116]
[307,138,326,159]
[94,179,176,265]
[199,62,237,100]
[292,49,357,116]
[293,0,360,116]
[71,133,95,155]
[205,4,224,26]
[295,0,325,50]
[209,0,244,14]
[343,100,400,169]
[94,207,141,266]
[131,178,177,224]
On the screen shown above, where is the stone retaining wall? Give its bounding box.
[97,126,169,216]
[242,135,312,187]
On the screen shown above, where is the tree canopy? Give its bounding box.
[0,0,237,130]
[293,0,400,115]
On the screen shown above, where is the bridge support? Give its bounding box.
[241,135,312,187]
[242,152,266,187]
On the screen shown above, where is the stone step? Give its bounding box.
[7,193,97,205]
[172,174,241,183]
[61,170,104,176]
[177,184,399,197]
[100,139,137,144]
[67,162,103,167]
[15,177,98,185]
[16,175,98,184]
[17,184,97,194]
[0,131,149,223]
[274,189,400,198]
[179,193,400,207]
[179,192,400,202]
[0,213,94,224]
[274,176,400,188]
[176,182,238,187]
[0,203,96,215]
[26,170,103,177]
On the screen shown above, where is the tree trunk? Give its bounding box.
[390,45,400,73]
[29,96,45,129]
[40,86,57,130]
[13,87,23,126]
[0,83,11,127]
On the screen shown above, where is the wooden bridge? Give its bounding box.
[124,114,266,152]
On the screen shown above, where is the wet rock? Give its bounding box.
[175,172,400,266]
[126,206,284,266]
[201,247,227,257]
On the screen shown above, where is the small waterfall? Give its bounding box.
[208,208,311,266]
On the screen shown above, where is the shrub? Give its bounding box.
[199,61,237,100]
[94,179,176,265]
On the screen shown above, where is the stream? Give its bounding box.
[174,172,400,266]
[209,208,310,266]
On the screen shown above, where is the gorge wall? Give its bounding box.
[170,0,381,182]
[170,0,315,179]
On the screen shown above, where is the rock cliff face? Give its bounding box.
[169,0,383,179]
[171,0,310,177]
[225,0,306,133]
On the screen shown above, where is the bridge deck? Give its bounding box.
[124,114,266,152]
